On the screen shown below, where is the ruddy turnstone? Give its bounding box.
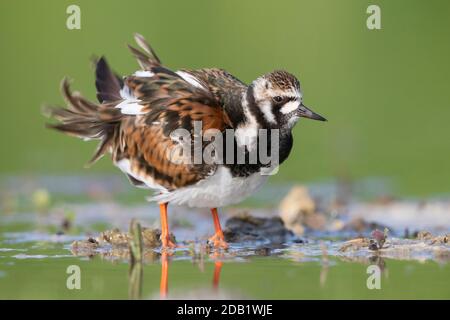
[45,34,326,249]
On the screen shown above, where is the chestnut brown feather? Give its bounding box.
[111,70,233,190]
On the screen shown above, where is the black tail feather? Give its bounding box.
[95,57,123,103]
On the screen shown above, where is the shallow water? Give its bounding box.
[1,177,449,299]
[1,233,450,299]
[1,216,450,299]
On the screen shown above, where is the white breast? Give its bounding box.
[148,166,269,208]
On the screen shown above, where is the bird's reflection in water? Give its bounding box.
[160,251,169,299]
[128,250,225,299]
[159,251,224,299]
[212,260,223,291]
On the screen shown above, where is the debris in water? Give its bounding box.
[368,239,379,251]
[415,231,448,244]
[142,228,165,247]
[338,237,371,252]
[338,229,450,262]
[371,228,389,249]
[278,186,325,235]
[430,234,448,245]
[71,237,99,255]
[416,231,433,240]
[70,224,176,258]
[339,228,389,252]
[224,212,293,244]
[100,228,130,246]
[97,227,175,247]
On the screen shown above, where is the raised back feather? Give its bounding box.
[128,33,161,70]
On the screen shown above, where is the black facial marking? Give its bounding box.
[270,95,300,127]
[247,85,272,128]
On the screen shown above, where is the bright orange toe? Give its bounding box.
[161,236,177,249]
[208,232,229,249]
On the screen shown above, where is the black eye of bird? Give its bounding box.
[273,96,283,103]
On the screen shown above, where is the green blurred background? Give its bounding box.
[1,0,449,196]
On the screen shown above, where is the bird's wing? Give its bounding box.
[178,68,247,92]
[112,38,234,190]
[115,73,233,190]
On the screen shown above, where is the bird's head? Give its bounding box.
[247,70,326,129]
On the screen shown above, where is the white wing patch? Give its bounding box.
[133,70,154,77]
[117,85,145,115]
[115,99,146,115]
[176,71,206,89]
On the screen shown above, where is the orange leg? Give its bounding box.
[208,208,229,249]
[160,252,169,299]
[160,203,176,249]
[212,260,223,290]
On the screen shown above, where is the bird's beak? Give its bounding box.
[297,103,327,121]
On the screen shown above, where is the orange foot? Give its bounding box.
[159,202,177,250]
[208,232,229,249]
[161,234,177,249]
